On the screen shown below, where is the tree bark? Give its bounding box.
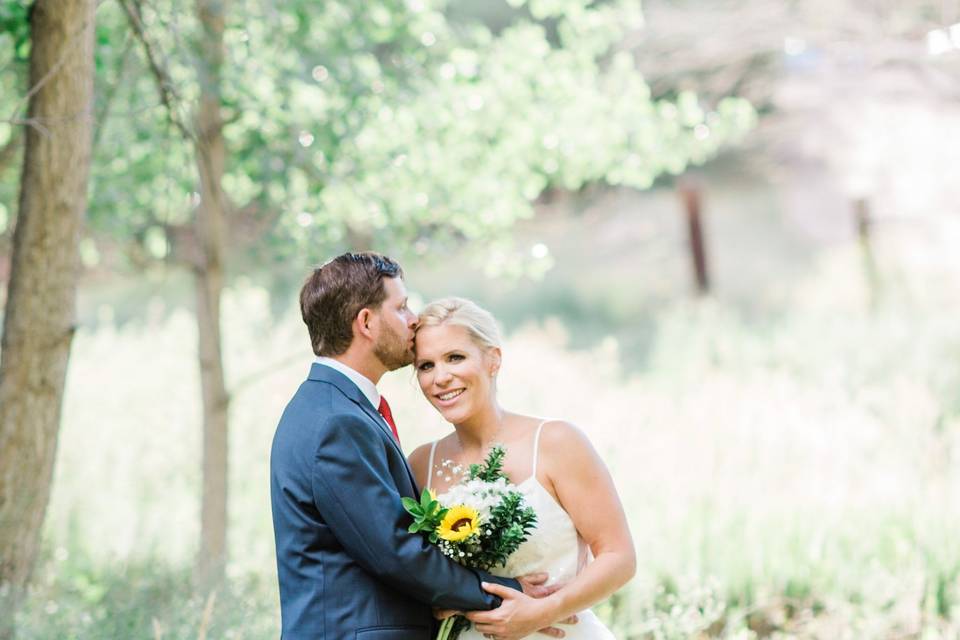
[0,0,95,633]
[193,0,230,591]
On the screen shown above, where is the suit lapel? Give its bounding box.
[308,364,419,490]
[351,399,420,492]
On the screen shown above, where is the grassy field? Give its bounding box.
[13,216,960,638]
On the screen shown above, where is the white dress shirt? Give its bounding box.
[314,356,380,410]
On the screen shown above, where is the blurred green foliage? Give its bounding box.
[0,0,755,276]
[0,0,30,60]
[0,1,29,223]
[16,545,278,640]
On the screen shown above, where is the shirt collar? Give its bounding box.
[314,356,380,410]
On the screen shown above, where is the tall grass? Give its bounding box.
[16,241,960,638]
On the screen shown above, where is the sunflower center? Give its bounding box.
[451,518,473,531]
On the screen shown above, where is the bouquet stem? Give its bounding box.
[436,615,454,640]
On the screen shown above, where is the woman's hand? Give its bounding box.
[466,581,565,639]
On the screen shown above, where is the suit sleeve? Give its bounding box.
[311,413,521,610]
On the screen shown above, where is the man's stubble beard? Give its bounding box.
[373,323,414,371]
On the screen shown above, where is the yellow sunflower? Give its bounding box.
[437,505,480,542]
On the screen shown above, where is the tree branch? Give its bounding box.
[119,0,195,141]
[231,350,305,396]
[1,116,51,137]
[92,32,136,153]
[631,0,960,106]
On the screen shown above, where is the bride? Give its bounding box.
[408,298,636,640]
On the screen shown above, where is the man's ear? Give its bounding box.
[355,308,376,341]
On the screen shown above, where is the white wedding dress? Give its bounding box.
[427,421,617,639]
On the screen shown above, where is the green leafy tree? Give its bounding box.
[265,0,756,268]
[83,0,755,272]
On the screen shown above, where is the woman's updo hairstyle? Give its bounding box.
[417,297,502,351]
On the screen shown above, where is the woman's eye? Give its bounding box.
[417,362,433,372]
[448,354,465,362]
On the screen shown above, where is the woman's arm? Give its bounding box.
[468,420,636,638]
[534,420,637,621]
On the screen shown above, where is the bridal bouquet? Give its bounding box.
[403,445,537,640]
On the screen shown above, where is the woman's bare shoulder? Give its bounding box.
[538,418,587,442]
[537,419,600,465]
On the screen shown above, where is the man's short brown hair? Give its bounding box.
[300,252,404,356]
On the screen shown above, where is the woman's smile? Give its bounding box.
[435,388,466,404]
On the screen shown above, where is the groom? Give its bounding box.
[271,252,562,639]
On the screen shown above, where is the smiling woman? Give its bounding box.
[414,297,503,427]
[408,297,636,640]
[414,339,499,428]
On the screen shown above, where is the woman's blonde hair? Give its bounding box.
[417,297,502,351]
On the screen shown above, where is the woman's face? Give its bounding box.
[414,323,500,424]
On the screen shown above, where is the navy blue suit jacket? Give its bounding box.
[270,363,521,639]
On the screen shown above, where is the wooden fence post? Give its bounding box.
[854,197,881,308]
[678,178,710,295]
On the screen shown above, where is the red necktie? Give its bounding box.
[378,395,400,444]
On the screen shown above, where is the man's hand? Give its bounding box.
[466,581,577,639]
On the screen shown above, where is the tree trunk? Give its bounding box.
[193,0,230,591]
[346,222,373,252]
[0,0,95,633]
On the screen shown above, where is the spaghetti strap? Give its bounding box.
[531,420,549,477]
[426,440,439,491]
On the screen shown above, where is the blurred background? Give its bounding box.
[1,0,959,638]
